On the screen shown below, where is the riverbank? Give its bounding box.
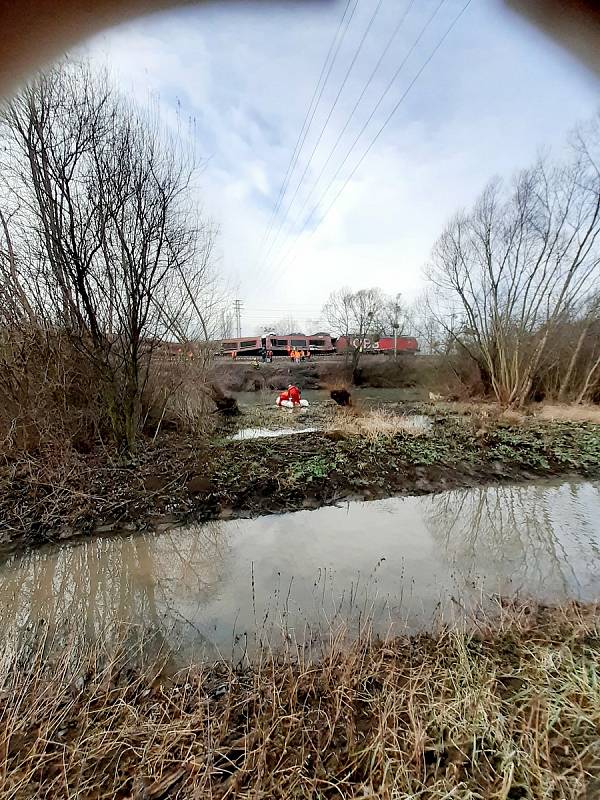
[2,601,599,799]
[211,352,448,393]
[1,405,600,552]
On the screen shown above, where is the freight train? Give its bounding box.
[219,333,418,356]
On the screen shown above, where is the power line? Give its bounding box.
[265,0,449,282]
[266,0,418,270]
[258,0,386,272]
[252,0,357,276]
[269,0,472,288]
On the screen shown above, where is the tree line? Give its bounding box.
[426,114,600,407]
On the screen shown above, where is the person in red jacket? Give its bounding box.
[288,384,301,405]
[276,384,309,408]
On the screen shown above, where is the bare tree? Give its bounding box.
[427,133,600,407]
[0,61,220,453]
[323,287,390,382]
[410,291,462,356]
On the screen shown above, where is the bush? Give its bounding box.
[0,328,101,454]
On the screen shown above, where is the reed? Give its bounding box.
[0,601,598,798]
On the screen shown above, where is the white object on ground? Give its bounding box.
[275,397,309,408]
[232,427,317,440]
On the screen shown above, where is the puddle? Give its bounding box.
[2,479,600,662]
[232,427,316,440]
[396,414,431,432]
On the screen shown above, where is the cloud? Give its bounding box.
[82,0,599,333]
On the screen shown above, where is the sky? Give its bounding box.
[82,0,599,335]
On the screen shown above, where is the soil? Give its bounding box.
[211,353,445,392]
[1,408,600,554]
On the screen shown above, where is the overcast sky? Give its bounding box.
[83,0,599,334]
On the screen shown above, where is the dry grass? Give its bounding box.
[143,355,217,437]
[534,404,600,424]
[329,407,430,439]
[0,328,101,454]
[1,602,599,799]
[429,400,600,427]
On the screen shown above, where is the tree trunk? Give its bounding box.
[576,352,600,404]
[351,347,362,385]
[559,321,590,402]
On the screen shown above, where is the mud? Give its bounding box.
[1,413,600,554]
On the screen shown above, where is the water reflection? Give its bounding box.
[0,479,599,661]
[0,524,231,659]
[425,481,600,600]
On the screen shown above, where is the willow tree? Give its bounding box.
[428,125,600,407]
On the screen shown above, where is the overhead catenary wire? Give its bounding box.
[258,0,387,273]
[251,0,358,277]
[265,0,418,269]
[266,0,472,291]
[265,0,449,282]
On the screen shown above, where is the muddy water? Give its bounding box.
[1,479,600,661]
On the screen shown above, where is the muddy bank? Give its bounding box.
[2,601,599,799]
[1,417,600,552]
[211,353,446,392]
[213,359,327,392]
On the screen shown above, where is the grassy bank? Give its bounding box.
[1,602,599,798]
[2,413,600,550]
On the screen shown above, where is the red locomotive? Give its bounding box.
[335,335,419,355]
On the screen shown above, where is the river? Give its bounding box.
[1,478,599,663]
